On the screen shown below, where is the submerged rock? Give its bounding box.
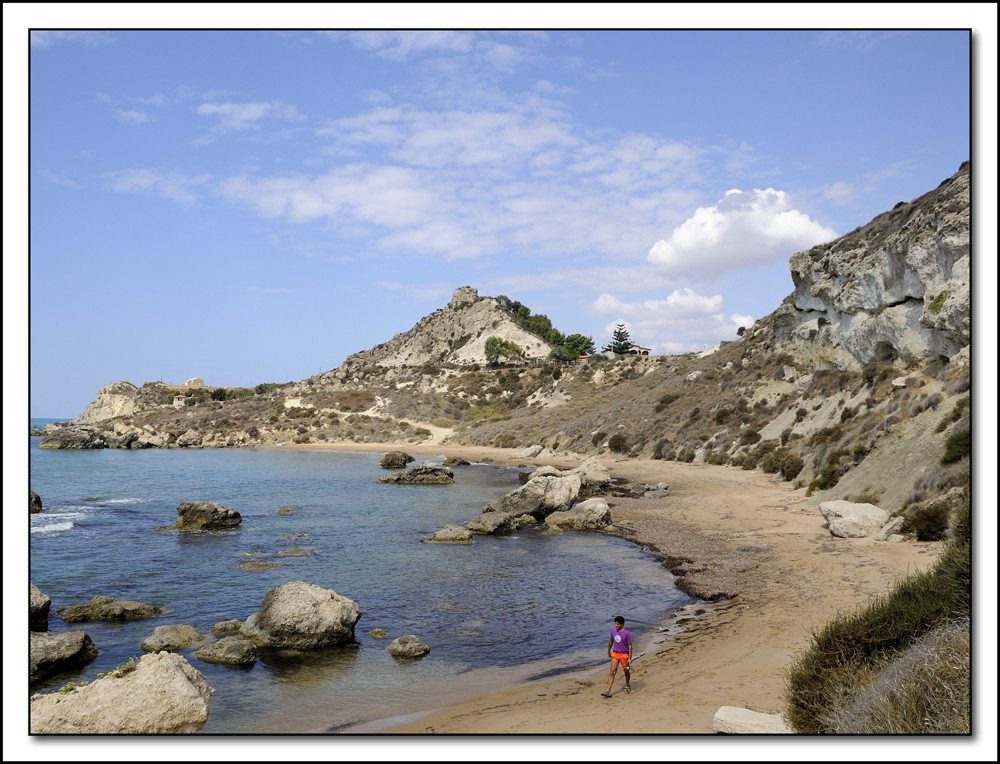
[195,636,258,666]
[57,596,163,623]
[30,651,213,733]
[420,525,474,544]
[387,634,431,658]
[140,624,209,652]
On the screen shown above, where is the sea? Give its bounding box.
[28,418,699,734]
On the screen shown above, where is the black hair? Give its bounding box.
[614,616,625,625]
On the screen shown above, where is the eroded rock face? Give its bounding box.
[380,450,415,469]
[74,380,142,424]
[240,581,361,649]
[772,163,970,370]
[29,631,98,683]
[483,472,582,520]
[30,584,51,631]
[57,596,163,623]
[545,498,612,530]
[38,425,108,450]
[29,651,213,734]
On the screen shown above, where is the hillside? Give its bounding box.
[39,162,971,535]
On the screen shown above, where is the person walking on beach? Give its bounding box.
[602,615,632,697]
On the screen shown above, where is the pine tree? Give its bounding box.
[603,323,632,355]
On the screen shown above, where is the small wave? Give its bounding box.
[31,520,74,535]
[103,498,143,505]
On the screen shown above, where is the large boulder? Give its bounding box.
[171,501,243,530]
[29,631,98,683]
[176,429,204,448]
[387,635,431,658]
[378,463,455,485]
[713,706,793,734]
[568,457,612,488]
[30,583,51,631]
[819,500,890,538]
[30,651,213,733]
[195,636,258,666]
[57,595,163,623]
[380,450,415,469]
[483,472,582,520]
[420,525,474,544]
[465,511,520,535]
[140,624,209,652]
[240,581,362,649]
[545,498,612,530]
[30,490,43,514]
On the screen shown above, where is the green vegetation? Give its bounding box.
[603,322,632,355]
[785,496,970,733]
[495,295,594,359]
[941,429,970,464]
[927,291,947,314]
[484,336,525,365]
[607,433,628,453]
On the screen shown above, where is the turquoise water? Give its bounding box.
[29,428,697,733]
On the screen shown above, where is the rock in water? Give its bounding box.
[240,581,361,649]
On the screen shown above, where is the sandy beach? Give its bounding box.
[278,440,941,736]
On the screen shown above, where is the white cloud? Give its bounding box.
[103,169,213,203]
[824,180,856,203]
[346,31,477,61]
[647,188,837,279]
[115,109,150,125]
[590,290,754,353]
[194,100,305,142]
[37,170,78,188]
[30,31,113,49]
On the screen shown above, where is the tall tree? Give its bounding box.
[603,323,632,355]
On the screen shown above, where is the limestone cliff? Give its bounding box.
[339,286,553,370]
[74,380,144,424]
[768,162,969,371]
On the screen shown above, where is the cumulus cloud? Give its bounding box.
[590,290,754,353]
[647,188,837,279]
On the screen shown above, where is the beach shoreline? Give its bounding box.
[275,439,942,735]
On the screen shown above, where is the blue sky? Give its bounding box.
[9,9,992,421]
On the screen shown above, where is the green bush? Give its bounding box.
[591,431,607,447]
[780,453,804,481]
[655,392,681,412]
[608,433,628,453]
[902,501,951,541]
[941,429,970,464]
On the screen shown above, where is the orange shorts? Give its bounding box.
[610,651,630,668]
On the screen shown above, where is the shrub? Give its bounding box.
[780,453,805,481]
[591,431,607,447]
[608,433,628,453]
[941,429,970,464]
[795,408,807,423]
[739,429,762,446]
[210,388,228,401]
[902,501,951,541]
[655,392,681,412]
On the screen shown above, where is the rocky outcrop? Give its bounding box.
[75,380,143,424]
[466,511,520,535]
[545,498,612,530]
[57,595,163,623]
[38,424,108,450]
[420,525,475,544]
[240,581,361,649]
[30,584,51,631]
[340,286,553,370]
[819,500,890,538]
[381,450,415,469]
[210,619,244,634]
[30,490,43,514]
[387,635,431,658]
[29,651,213,733]
[140,624,209,652]
[378,463,455,484]
[195,636,258,666]
[29,631,98,683]
[771,163,970,370]
[162,501,243,531]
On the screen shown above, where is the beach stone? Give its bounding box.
[29,631,98,683]
[420,525,474,544]
[240,581,361,649]
[545,498,612,530]
[369,628,388,638]
[380,450,415,469]
[874,516,906,541]
[30,490,43,514]
[387,635,431,658]
[520,445,544,458]
[30,583,51,632]
[378,463,454,484]
[465,511,520,535]
[483,472,582,520]
[57,595,163,623]
[568,457,612,487]
[173,501,243,530]
[819,500,889,538]
[30,651,213,734]
[712,706,793,734]
[211,619,244,635]
[195,636,258,666]
[140,624,208,652]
